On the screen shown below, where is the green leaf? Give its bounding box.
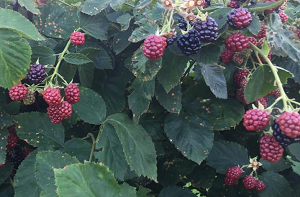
[210,8,232,30]
[64,53,93,65]
[200,64,227,99]
[248,0,286,12]
[164,113,214,164]
[31,46,56,65]
[128,78,155,123]
[129,24,158,43]
[59,62,77,83]
[158,186,196,197]
[259,171,293,197]
[14,112,65,148]
[206,140,249,174]
[54,162,122,197]
[14,150,42,197]
[36,4,79,40]
[157,49,189,92]
[95,124,128,181]
[18,0,41,15]
[78,63,94,87]
[120,183,137,197]
[113,27,133,55]
[80,12,110,40]
[0,109,13,129]
[35,151,79,197]
[156,84,182,114]
[195,45,221,64]
[0,9,44,41]
[106,113,157,180]
[289,159,300,176]
[63,138,92,162]
[245,65,293,103]
[81,0,111,16]
[0,29,31,88]
[137,187,154,197]
[287,143,300,161]
[93,48,113,69]
[73,87,106,125]
[125,49,162,81]
[0,128,8,164]
[260,157,292,172]
[247,15,261,35]
[116,13,133,31]
[0,162,13,185]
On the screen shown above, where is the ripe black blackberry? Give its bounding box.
[178,17,195,31]
[166,35,177,46]
[273,122,300,147]
[27,64,46,84]
[6,145,24,169]
[194,17,219,43]
[177,29,202,55]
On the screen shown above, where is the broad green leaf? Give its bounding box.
[0,128,8,164]
[206,140,249,174]
[139,113,165,141]
[113,27,133,55]
[110,0,126,10]
[0,109,13,129]
[78,63,94,87]
[64,53,92,65]
[95,124,128,181]
[18,0,40,15]
[156,84,182,114]
[210,8,232,30]
[125,49,162,81]
[14,112,65,148]
[248,0,286,12]
[120,183,137,197]
[245,65,293,103]
[106,113,157,180]
[14,150,41,197]
[287,143,300,161]
[59,62,77,83]
[279,58,300,83]
[137,187,154,197]
[0,9,44,40]
[36,4,79,40]
[0,162,13,185]
[35,151,79,197]
[93,48,113,69]
[164,113,214,164]
[158,186,196,197]
[54,162,121,197]
[63,138,92,162]
[260,158,291,172]
[116,13,133,31]
[31,46,56,65]
[200,64,227,99]
[195,45,221,64]
[289,159,300,176]
[81,0,111,15]
[157,49,189,92]
[80,12,110,40]
[247,15,261,35]
[259,171,293,197]
[0,29,31,89]
[129,24,158,43]
[128,78,155,123]
[73,87,106,125]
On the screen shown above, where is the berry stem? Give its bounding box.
[266,96,282,110]
[250,43,289,110]
[86,133,96,162]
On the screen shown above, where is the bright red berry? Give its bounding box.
[248,37,258,46]
[260,135,284,162]
[243,109,270,131]
[43,87,62,106]
[226,166,243,179]
[70,32,85,46]
[234,69,250,87]
[227,0,239,8]
[9,84,28,101]
[225,33,253,52]
[276,112,300,138]
[268,88,281,98]
[254,97,268,109]
[59,101,72,119]
[221,49,234,63]
[279,11,288,23]
[7,133,18,148]
[0,164,5,167]
[243,175,257,189]
[227,8,252,30]
[256,180,266,192]
[65,84,80,104]
[143,34,167,60]
[47,105,63,124]
[224,176,238,186]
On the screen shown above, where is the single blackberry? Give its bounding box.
[27,64,46,84]
[194,17,219,42]
[273,122,300,147]
[166,35,177,46]
[6,145,24,169]
[177,29,202,55]
[227,8,252,30]
[143,34,167,60]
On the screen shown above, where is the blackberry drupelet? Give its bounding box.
[177,29,202,55]
[166,35,177,46]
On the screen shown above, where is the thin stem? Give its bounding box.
[87,133,96,162]
[254,51,263,66]
[96,123,105,144]
[181,61,195,81]
[266,96,282,110]
[289,99,300,106]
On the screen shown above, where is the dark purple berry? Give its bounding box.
[194,17,219,43]
[27,64,46,84]
[273,122,300,147]
[177,29,201,56]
